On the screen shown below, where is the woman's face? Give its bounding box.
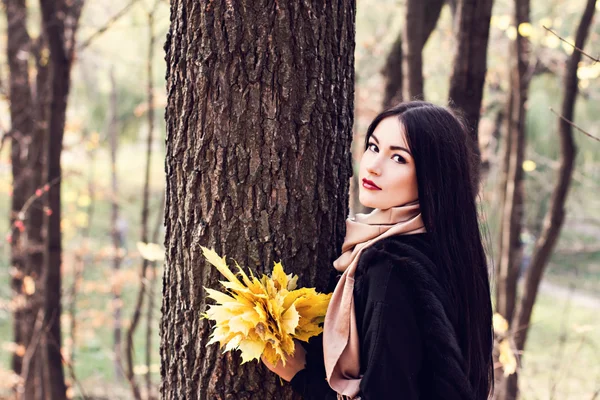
[358,117,418,210]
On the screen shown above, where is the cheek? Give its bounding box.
[358,152,369,176]
[391,168,418,194]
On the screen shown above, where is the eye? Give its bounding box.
[367,142,378,152]
[392,154,406,164]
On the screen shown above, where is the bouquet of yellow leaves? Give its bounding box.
[200,246,332,366]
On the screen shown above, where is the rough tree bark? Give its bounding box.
[381,0,445,109]
[160,1,355,399]
[501,0,597,398]
[39,0,84,398]
[448,0,494,182]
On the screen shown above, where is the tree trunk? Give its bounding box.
[24,32,52,400]
[381,0,445,109]
[494,90,513,294]
[496,0,530,340]
[160,1,355,399]
[382,34,404,109]
[5,0,34,384]
[501,0,597,398]
[403,0,425,100]
[4,1,49,397]
[494,1,530,396]
[448,0,494,184]
[39,0,84,398]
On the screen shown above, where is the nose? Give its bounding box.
[365,155,382,176]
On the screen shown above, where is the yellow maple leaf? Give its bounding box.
[200,245,331,366]
[498,339,517,376]
[281,303,300,335]
[493,313,509,335]
[271,261,288,291]
[201,247,245,291]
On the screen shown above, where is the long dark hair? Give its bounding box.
[364,101,494,399]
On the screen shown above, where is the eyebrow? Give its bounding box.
[370,134,412,155]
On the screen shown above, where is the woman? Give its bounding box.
[263,101,494,399]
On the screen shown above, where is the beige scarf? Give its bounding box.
[323,201,426,399]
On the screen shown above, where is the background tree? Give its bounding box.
[494,0,531,397]
[403,0,426,99]
[160,1,355,399]
[381,0,446,109]
[126,2,162,398]
[448,0,494,179]
[39,1,84,398]
[4,3,43,398]
[498,0,597,398]
[4,0,83,398]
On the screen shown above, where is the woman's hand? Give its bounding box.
[261,340,307,382]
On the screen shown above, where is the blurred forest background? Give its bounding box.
[0,0,599,399]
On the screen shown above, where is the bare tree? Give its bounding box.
[381,0,445,109]
[403,0,426,99]
[4,3,39,396]
[39,0,84,398]
[382,35,405,109]
[126,2,162,398]
[501,0,598,398]
[496,0,531,337]
[160,1,355,398]
[448,0,494,181]
[5,0,82,397]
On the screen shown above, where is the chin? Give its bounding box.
[358,193,378,210]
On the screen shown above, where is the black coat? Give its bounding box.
[290,233,476,400]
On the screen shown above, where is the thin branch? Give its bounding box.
[44,325,89,400]
[19,309,46,395]
[543,25,600,63]
[78,0,141,51]
[550,107,600,143]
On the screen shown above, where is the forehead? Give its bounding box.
[372,117,409,148]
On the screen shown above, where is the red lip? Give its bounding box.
[362,178,381,190]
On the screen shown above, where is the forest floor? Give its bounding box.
[540,279,600,308]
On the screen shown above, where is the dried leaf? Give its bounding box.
[137,242,165,261]
[493,313,509,335]
[22,276,35,295]
[498,339,517,376]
